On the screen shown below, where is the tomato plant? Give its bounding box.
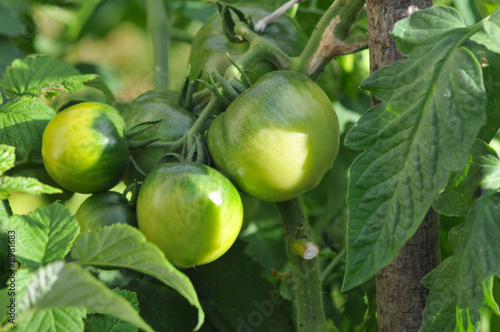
[42,102,130,193]
[207,70,340,202]
[136,162,243,268]
[1,1,500,332]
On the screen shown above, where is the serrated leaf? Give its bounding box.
[0,56,97,99]
[18,307,87,332]
[433,140,499,216]
[70,223,205,331]
[18,261,153,332]
[0,145,15,174]
[343,7,487,290]
[0,175,62,199]
[89,288,139,332]
[0,97,55,149]
[421,192,500,331]
[8,202,79,269]
[185,240,294,332]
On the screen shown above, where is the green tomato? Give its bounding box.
[189,4,308,84]
[42,102,130,193]
[121,90,195,184]
[207,70,340,202]
[76,191,137,233]
[136,162,243,268]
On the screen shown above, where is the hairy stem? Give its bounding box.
[292,0,367,79]
[276,198,337,332]
[147,0,170,90]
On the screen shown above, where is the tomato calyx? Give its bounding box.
[215,1,254,43]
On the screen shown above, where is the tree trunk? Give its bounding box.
[365,1,440,331]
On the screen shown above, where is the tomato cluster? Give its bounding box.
[40,3,340,268]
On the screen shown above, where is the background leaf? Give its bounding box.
[70,223,205,331]
[0,98,55,150]
[343,6,487,290]
[422,192,500,331]
[185,240,294,332]
[18,261,153,332]
[432,140,498,216]
[8,202,79,269]
[0,56,97,99]
[88,288,139,332]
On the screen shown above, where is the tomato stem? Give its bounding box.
[292,0,367,80]
[147,0,170,90]
[224,22,293,80]
[276,197,338,332]
[145,96,220,151]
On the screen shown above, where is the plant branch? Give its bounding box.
[276,198,337,332]
[147,0,170,90]
[293,0,367,80]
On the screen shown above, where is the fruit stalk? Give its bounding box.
[276,198,337,332]
[147,0,170,90]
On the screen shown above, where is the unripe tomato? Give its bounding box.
[42,102,130,193]
[207,70,340,202]
[76,191,137,233]
[121,90,195,184]
[189,4,307,84]
[136,162,243,268]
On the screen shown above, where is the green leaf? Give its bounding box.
[421,192,500,331]
[0,175,62,199]
[18,261,153,332]
[343,6,487,290]
[0,145,15,175]
[70,224,205,331]
[89,288,139,332]
[0,56,97,99]
[0,97,55,150]
[433,140,499,216]
[8,202,79,269]
[18,307,87,332]
[185,240,294,332]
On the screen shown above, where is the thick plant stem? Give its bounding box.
[291,0,367,79]
[147,0,170,90]
[365,0,439,331]
[276,198,336,332]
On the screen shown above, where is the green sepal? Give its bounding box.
[216,1,254,43]
[128,138,162,151]
[125,119,162,139]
